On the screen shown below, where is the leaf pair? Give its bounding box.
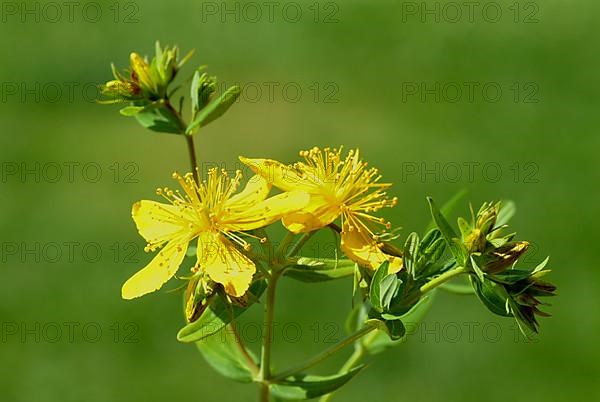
[187,70,240,134]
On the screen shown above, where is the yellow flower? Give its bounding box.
[122,169,308,299]
[240,147,402,273]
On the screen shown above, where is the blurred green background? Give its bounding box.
[1,0,598,401]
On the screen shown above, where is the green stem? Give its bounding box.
[272,324,376,381]
[259,269,282,401]
[185,134,200,183]
[420,266,467,294]
[231,323,259,376]
[276,231,296,260]
[438,281,475,295]
[319,346,365,402]
[287,231,316,258]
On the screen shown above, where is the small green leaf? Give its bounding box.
[496,200,516,227]
[532,256,550,274]
[284,258,355,283]
[457,217,471,237]
[384,318,406,341]
[420,229,441,251]
[196,326,257,383]
[135,104,184,134]
[425,189,467,231]
[427,197,467,265]
[471,276,512,317]
[470,255,485,282]
[418,236,447,276]
[369,261,390,312]
[270,366,365,400]
[403,232,419,277]
[191,69,217,112]
[190,70,201,110]
[177,281,266,342]
[360,292,436,355]
[187,85,240,133]
[380,275,400,310]
[489,269,533,285]
[119,105,146,116]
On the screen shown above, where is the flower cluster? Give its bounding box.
[124,147,403,304]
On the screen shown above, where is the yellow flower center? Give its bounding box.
[297,146,397,239]
[154,169,257,251]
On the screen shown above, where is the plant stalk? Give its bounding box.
[231,323,259,376]
[259,268,282,401]
[318,346,365,402]
[185,134,200,183]
[287,231,316,258]
[272,324,376,381]
[420,266,467,294]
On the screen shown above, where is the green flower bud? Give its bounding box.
[184,274,215,323]
[462,202,500,253]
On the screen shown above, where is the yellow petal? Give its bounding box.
[281,194,340,233]
[239,156,315,193]
[197,232,255,297]
[341,225,402,274]
[132,200,195,245]
[122,236,190,299]
[224,175,270,212]
[222,190,310,231]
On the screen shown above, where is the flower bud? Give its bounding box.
[100,42,191,103]
[184,275,214,323]
[130,52,157,95]
[482,241,529,274]
[505,273,556,334]
[462,202,500,253]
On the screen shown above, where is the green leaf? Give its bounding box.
[470,255,485,282]
[270,366,365,400]
[425,189,467,231]
[471,276,512,317]
[427,197,467,265]
[420,229,441,251]
[380,275,400,310]
[190,70,201,110]
[399,291,436,334]
[284,258,355,283]
[196,326,257,383]
[489,269,533,285]
[135,104,184,134]
[177,281,266,343]
[186,85,240,133]
[119,105,146,116]
[496,200,516,227]
[190,69,217,112]
[457,217,471,237]
[361,292,436,355]
[403,232,419,277]
[418,236,447,276]
[532,256,550,274]
[369,261,391,312]
[379,317,406,340]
